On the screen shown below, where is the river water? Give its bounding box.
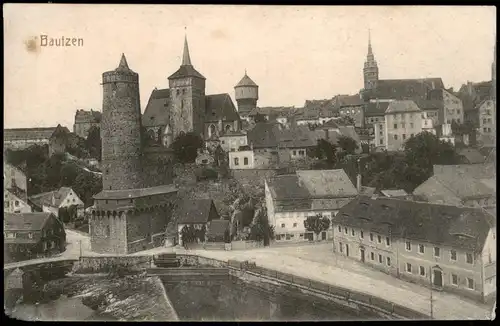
[163,278,376,321]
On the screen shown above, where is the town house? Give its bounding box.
[413,164,496,211]
[334,197,496,302]
[29,187,85,218]
[4,212,66,263]
[175,199,219,246]
[265,169,358,242]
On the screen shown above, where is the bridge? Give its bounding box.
[4,256,78,273]
[146,267,229,282]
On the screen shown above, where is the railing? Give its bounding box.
[225,259,430,320]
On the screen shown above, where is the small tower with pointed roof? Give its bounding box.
[101,53,143,190]
[168,33,206,138]
[363,29,379,91]
[234,70,259,119]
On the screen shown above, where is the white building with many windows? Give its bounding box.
[265,169,358,242]
[334,196,496,303]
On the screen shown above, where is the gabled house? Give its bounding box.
[413,164,496,208]
[265,169,358,242]
[175,199,219,246]
[4,212,66,263]
[4,188,32,214]
[334,197,496,303]
[29,187,84,218]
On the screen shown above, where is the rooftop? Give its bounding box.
[385,100,421,114]
[175,199,216,224]
[4,212,54,231]
[93,184,177,200]
[336,197,495,254]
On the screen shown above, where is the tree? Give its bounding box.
[337,135,359,155]
[85,126,102,161]
[303,214,331,240]
[403,132,461,187]
[310,139,337,166]
[253,113,267,123]
[171,132,203,163]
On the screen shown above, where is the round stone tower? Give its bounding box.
[101,54,143,191]
[234,71,259,117]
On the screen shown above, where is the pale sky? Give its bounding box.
[3,4,496,129]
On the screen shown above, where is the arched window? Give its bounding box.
[209,124,217,137]
[225,125,232,133]
[147,129,156,142]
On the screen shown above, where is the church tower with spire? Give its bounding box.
[363,30,379,91]
[168,34,206,138]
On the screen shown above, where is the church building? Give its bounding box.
[142,35,242,146]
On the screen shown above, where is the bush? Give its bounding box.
[196,167,218,181]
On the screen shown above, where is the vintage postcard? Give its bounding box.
[3,4,496,321]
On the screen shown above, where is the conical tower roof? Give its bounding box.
[168,34,205,80]
[113,53,137,74]
[235,71,258,87]
[182,35,192,66]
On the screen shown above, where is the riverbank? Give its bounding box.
[7,273,178,321]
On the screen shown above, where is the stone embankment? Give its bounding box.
[33,274,179,321]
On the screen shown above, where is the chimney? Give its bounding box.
[356,174,362,192]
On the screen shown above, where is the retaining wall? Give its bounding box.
[180,256,430,320]
[229,240,264,251]
[73,256,152,274]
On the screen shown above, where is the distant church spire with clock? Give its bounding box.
[363,29,379,91]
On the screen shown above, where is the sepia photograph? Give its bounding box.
[3,4,496,321]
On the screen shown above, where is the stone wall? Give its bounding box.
[141,147,175,188]
[177,254,228,268]
[220,259,430,320]
[73,256,152,274]
[229,240,264,251]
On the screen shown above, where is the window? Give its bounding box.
[370,252,375,260]
[293,223,297,228]
[394,123,397,129]
[377,235,381,243]
[338,225,341,232]
[402,134,406,140]
[450,250,457,261]
[370,233,374,241]
[243,157,249,165]
[378,254,383,263]
[234,157,239,166]
[406,241,412,251]
[15,200,19,207]
[385,237,390,246]
[360,231,364,239]
[293,150,296,155]
[344,227,348,234]
[339,242,343,253]
[452,274,458,286]
[434,247,440,257]
[418,244,424,254]
[299,150,305,156]
[281,223,285,228]
[467,278,474,290]
[406,263,412,273]
[394,135,398,140]
[43,242,47,250]
[351,229,355,236]
[379,124,383,130]
[379,139,383,145]
[387,257,391,266]
[28,232,33,239]
[419,266,425,276]
[466,253,474,264]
